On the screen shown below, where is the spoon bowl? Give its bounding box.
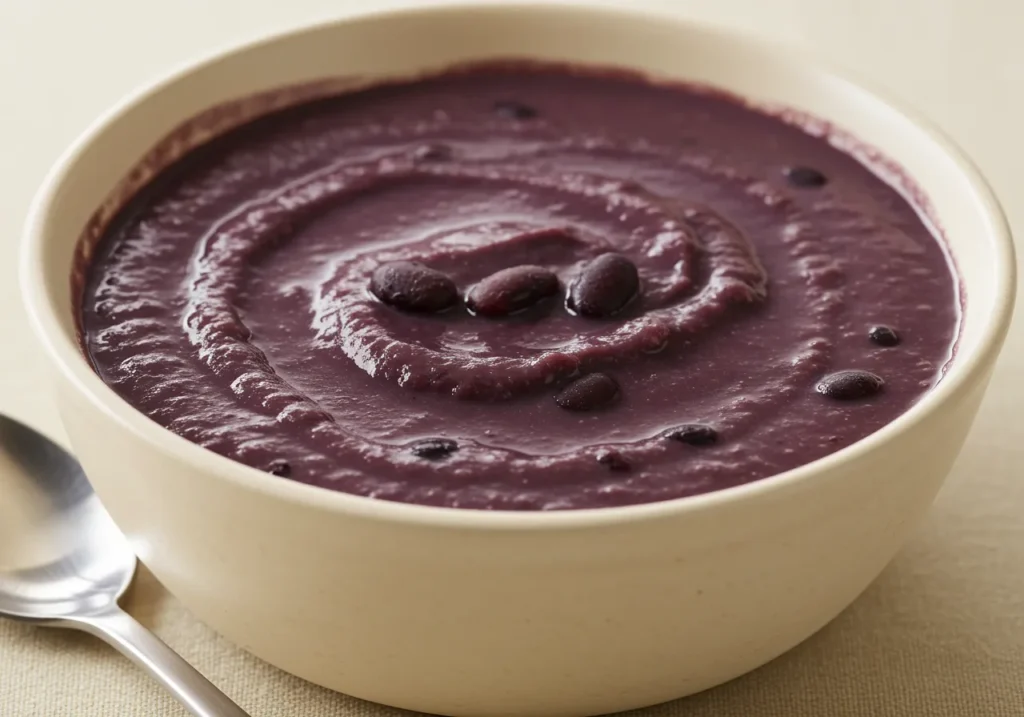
[0,415,248,716]
[0,415,135,621]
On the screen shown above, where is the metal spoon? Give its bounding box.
[0,415,250,716]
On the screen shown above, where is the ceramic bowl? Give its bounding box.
[21,3,1015,716]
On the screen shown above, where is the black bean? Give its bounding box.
[784,166,828,188]
[493,100,538,119]
[816,370,885,400]
[370,261,459,313]
[466,265,559,317]
[596,449,631,471]
[868,325,901,347]
[267,460,292,477]
[555,373,620,411]
[410,438,459,460]
[567,253,640,318]
[413,143,453,162]
[665,424,718,446]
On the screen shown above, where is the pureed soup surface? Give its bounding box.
[79,63,960,510]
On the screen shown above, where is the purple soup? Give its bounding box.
[78,64,959,510]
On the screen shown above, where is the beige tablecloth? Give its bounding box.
[2,0,1023,714]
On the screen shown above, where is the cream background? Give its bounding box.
[1,0,1022,714]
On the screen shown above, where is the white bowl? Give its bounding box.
[21,3,1015,716]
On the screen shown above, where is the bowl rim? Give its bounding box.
[21,0,1017,531]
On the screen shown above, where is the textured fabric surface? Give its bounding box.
[3,0,1024,715]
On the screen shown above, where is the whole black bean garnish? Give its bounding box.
[868,325,901,347]
[466,265,560,317]
[567,253,640,318]
[784,166,828,188]
[369,261,459,313]
[555,373,620,411]
[267,460,292,477]
[410,438,459,460]
[816,370,885,400]
[596,449,631,472]
[493,100,538,120]
[665,424,719,446]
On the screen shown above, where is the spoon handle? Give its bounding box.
[73,606,251,717]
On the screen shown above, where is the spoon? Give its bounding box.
[0,415,250,716]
